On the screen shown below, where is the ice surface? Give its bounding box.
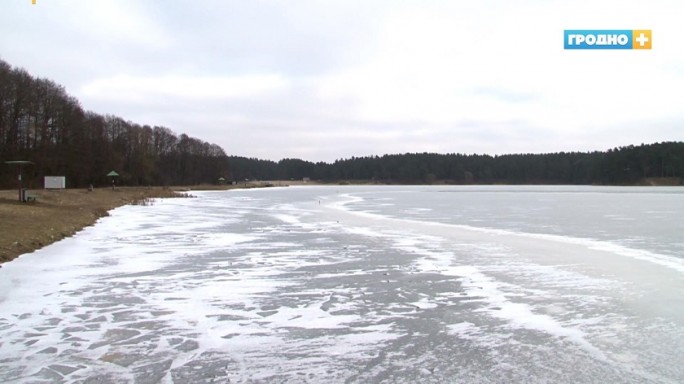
[0,186,683,383]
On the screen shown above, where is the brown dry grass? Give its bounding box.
[0,187,187,263]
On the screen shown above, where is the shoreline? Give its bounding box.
[2,181,682,264]
[0,187,191,264]
[0,182,303,264]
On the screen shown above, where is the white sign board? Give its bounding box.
[44,176,66,189]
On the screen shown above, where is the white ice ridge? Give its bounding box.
[325,194,615,362]
[328,192,684,275]
[397,233,609,359]
[449,265,608,361]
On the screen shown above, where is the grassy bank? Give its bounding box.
[0,182,298,264]
[0,187,189,264]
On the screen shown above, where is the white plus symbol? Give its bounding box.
[636,32,649,46]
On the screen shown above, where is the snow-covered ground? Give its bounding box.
[1,186,683,383]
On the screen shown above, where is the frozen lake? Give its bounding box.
[1,185,683,383]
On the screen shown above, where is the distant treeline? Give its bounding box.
[230,142,684,185]
[0,59,230,188]
[2,60,682,188]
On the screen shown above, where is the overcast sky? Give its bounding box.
[2,0,683,161]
